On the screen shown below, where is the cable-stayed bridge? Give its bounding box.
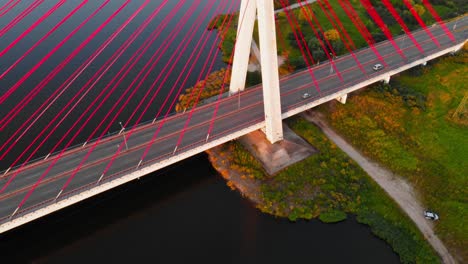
[0,0,466,233]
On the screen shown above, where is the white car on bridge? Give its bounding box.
[373,63,384,71]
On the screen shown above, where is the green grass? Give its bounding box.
[219,0,462,72]
[224,117,439,263]
[321,50,468,260]
[319,209,347,223]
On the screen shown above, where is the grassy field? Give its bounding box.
[220,117,439,263]
[320,49,467,260]
[260,1,464,71]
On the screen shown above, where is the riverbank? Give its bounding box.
[319,48,467,261]
[303,110,455,264]
[206,117,439,263]
[191,3,466,262]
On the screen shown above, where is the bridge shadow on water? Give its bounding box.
[0,154,400,264]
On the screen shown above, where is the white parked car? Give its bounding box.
[424,210,439,221]
[373,63,384,71]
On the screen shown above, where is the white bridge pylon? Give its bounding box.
[230,0,283,143]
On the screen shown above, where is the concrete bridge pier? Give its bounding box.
[421,61,428,66]
[229,0,256,94]
[450,43,464,54]
[383,75,391,84]
[336,94,348,104]
[230,0,283,143]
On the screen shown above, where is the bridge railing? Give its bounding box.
[0,114,266,224]
[0,109,188,176]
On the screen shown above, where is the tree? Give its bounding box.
[312,50,326,62]
[298,6,314,22]
[276,11,287,21]
[330,40,344,54]
[288,32,300,48]
[413,4,426,16]
[307,38,321,50]
[288,55,306,69]
[246,71,262,86]
[324,29,340,41]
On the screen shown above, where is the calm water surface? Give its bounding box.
[0,155,400,263]
[1,1,399,262]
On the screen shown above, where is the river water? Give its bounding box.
[0,155,399,263]
[0,1,399,263]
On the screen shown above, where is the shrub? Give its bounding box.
[319,210,347,223]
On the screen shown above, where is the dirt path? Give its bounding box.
[303,111,456,264]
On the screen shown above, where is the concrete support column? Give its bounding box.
[421,61,427,66]
[453,42,464,53]
[383,75,391,84]
[256,0,283,143]
[336,94,347,104]
[229,0,257,94]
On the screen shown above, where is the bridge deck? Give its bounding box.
[1,16,467,233]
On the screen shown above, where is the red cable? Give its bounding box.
[207,0,254,138]
[382,0,425,54]
[0,0,110,157]
[402,0,440,48]
[125,0,231,125]
[0,0,66,57]
[36,0,171,158]
[336,0,387,67]
[318,0,356,50]
[133,0,218,164]
[283,1,316,65]
[175,1,237,149]
[31,0,185,192]
[0,0,110,104]
[131,0,218,163]
[0,1,88,131]
[85,0,200,141]
[62,0,209,189]
[421,0,456,43]
[306,2,340,57]
[0,0,20,17]
[100,0,232,179]
[13,0,142,208]
[0,0,43,37]
[0,0,17,13]
[295,0,343,81]
[182,2,235,111]
[317,0,368,75]
[337,0,373,44]
[360,0,407,60]
[117,0,195,128]
[1,0,128,194]
[275,14,297,73]
[2,0,168,166]
[278,0,320,92]
[0,0,161,147]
